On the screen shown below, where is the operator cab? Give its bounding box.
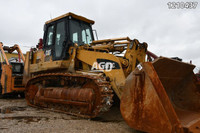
[8,58,24,75]
[10,62,24,75]
[43,12,95,61]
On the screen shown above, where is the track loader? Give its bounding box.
[23,12,200,133]
[0,42,25,97]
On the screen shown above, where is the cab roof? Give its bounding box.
[45,12,95,25]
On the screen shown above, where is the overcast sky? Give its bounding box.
[0,0,199,71]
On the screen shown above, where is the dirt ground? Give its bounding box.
[0,98,138,133]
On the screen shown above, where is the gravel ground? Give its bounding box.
[0,99,138,133]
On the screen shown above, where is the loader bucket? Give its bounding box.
[120,57,200,133]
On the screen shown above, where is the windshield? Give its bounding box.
[11,62,24,74]
[69,19,93,45]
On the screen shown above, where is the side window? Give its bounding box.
[55,21,65,58]
[82,28,92,44]
[70,19,94,45]
[82,30,86,44]
[70,20,81,44]
[72,33,78,43]
[86,29,92,43]
[46,25,54,46]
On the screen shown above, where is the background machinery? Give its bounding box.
[23,13,200,133]
[0,42,25,97]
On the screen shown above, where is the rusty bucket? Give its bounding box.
[120,57,200,133]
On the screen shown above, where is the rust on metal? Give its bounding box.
[120,57,200,133]
[25,73,113,118]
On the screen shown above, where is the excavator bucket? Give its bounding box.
[120,57,200,133]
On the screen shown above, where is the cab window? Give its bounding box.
[70,19,93,45]
[55,21,65,58]
[45,25,54,46]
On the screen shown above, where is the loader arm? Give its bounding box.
[0,42,25,64]
[0,42,9,65]
[77,38,147,98]
[77,49,126,98]
[4,44,25,62]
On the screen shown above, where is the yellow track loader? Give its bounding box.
[0,42,25,97]
[23,12,200,133]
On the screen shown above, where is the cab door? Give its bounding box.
[53,20,66,60]
[43,19,67,61]
[43,24,55,62]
